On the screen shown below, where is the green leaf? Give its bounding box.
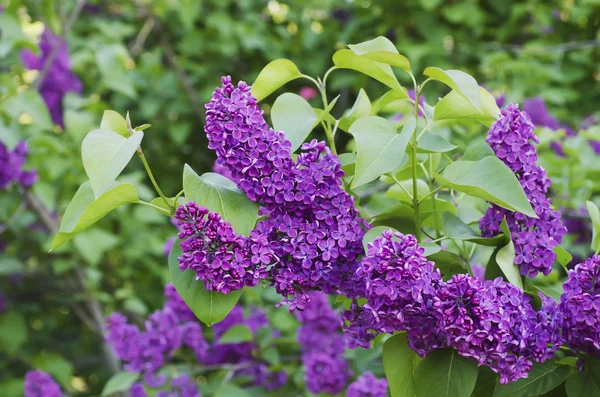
[421,242,442,257]
[429,250,467,280]
[81,128,144,198]
[0,312,28,355]
[100,110,129,137]
[73,229,119,266]
[102,372,139,396]
[96,45,137,98]
[218,324,254,344]
[215,384,252,397]
[416,131,457,153]
[333,49,405,93]
[0,13,35,57]
[565,357,600,397]
[442,212,504,246]
[383,333,420,397]
[434,87,500,126]
[424,67,481,110]
[349,116,413,188]
[251,59,302,102]
[435,157,537,218]
[182,166,259,235]
[168,242,242,326]
[554,246,573,271]
[339,89,372,131]
[496,240,523,289]
[472,366,499,397]
[32,352,73,387]
[271,93,318,152]
[414,349,479,397]
[372,90,411,114]
[51,182,139,250]
[3,90,53,131]
[362,226,399,252]
[339,153,356,176]
[0,120,20,150]
[387,178,430,202]
[585,200,600,253]
[347,36,411,73]
[493,361,569,397]
[150,196,185,212]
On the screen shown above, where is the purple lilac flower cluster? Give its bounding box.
[174,202,266,293]
[129,374,199,397]
[346,371,388,397]
[558,256,600,355]
[21,29,82,127]
[296,292,351,394]
[202,76,369,308]
[106,284,285,394]
[343,230,444,353]
[24,370,63,397]
[346,230,561,384]
[0,141,38,189]
[479,104,567,278]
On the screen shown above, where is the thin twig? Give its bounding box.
[32,0,87,90]
[130,18,155,57]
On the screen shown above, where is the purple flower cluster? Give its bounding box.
[479,104,567,277]
[203,76,369,308]
[296,292,351,394]
[129,374,200,397]
[346,371,388,397]
[106,284,286,393]
[346,230,560,384]
[0,141,38,189]
[174,202,265,293]
[24,370,63,397]
[558,256,600,355]
[21,29,82,127]
[343,230,444,353]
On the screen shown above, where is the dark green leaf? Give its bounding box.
[414,349,478,397]
[554,246,572,271]
[472,366,499,397]
[493,361,569,397]
[565,357,600,397]
[183,165,259,235]
[0,312,28,355]
[442,212,504,246]
[429,250,466,280]
[435,157,537,218]
[32,353,73,387]
[383,333,420,397]
[168,243,242,326]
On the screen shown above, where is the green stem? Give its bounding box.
[172,189,185,215]
[428,154,441,239]
[318,82,336,155]
[391,174,413,200]
[412,86,421,242]
[137,148,172,211]
[139,200,172,216]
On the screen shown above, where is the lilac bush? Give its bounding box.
[0,141,38,189]
[24,370,63,397]
[21,29,82,127]
[346,371,388,397]
[479,104,567,277]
